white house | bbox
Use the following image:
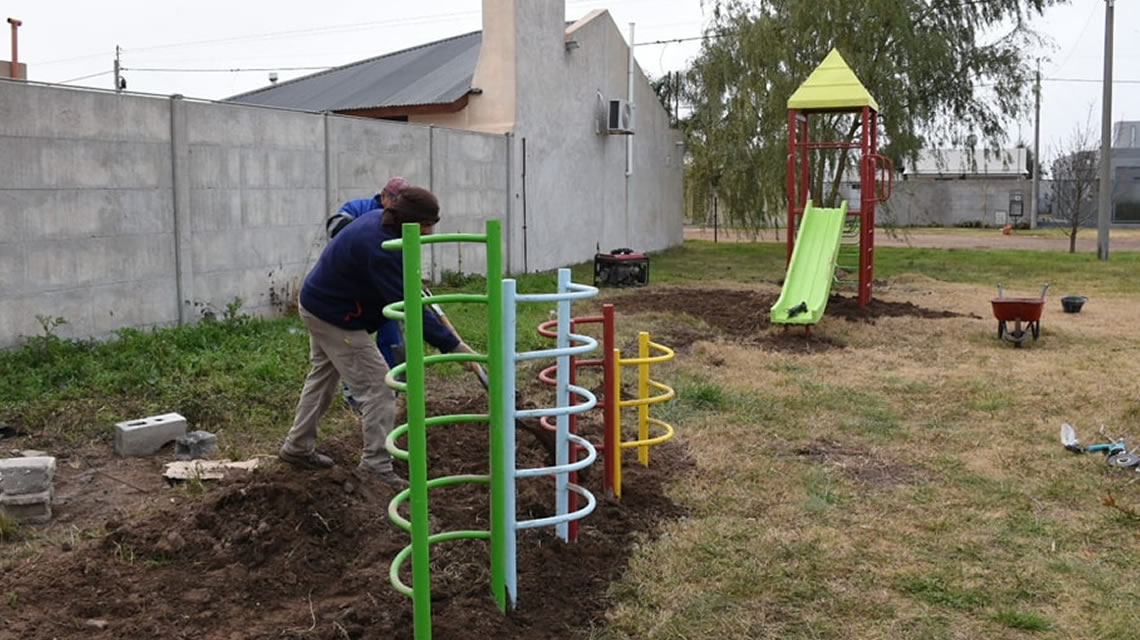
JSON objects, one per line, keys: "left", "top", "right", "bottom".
{"left": 229, "top": 0, "right": 684, "bottom": 272}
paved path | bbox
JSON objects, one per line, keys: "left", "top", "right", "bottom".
{"left": 683, "top": 226, "right": 1140, "bottom": 252}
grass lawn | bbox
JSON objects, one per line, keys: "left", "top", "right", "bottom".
{"left": 3, "top": 238, "right": 1140, "bottom": 638}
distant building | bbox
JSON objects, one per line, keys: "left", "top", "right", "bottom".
{"left": 1111, "top": 121, "right": 1140, "bottom": 224}
{"left": 876, "top": 148, "right": 1030, "bottom": 227}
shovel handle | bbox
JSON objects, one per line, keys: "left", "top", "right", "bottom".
{"left": 422, "top": 285, "right": 488, "bottom": 388}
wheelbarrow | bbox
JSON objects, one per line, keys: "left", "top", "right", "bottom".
{"left": 991, "top": 283, "right": 1049, "bottom": 347}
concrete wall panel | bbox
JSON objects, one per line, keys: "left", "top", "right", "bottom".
{"left": 0, "top": 137, "right": 171, "bottom": 189}
{"left": 0, "top": 83, "right": 170, "bottom": 141}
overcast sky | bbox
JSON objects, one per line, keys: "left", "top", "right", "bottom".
{"left": 5, "top": 0, "right": 1139, "bottom": 163}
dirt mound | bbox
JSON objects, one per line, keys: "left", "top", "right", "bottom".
{"left": 610, "top": 287, "right": 976, "bottom": 352}
{"left": 1, "top": 391, "right": 691, "bottom": 640}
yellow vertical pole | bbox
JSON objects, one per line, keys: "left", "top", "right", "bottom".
{"left": 612, "top": 347, "right": 623, "bottom": 499}
{"left": 637, "top": 332, "right": 650, "bottom": 467}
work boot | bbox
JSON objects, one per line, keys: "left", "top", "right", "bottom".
{"left": 278, "top": 449, "right": 334, "bottom": 470}
{"left": 358, "top": 462, "right": 409, "bottom": 490}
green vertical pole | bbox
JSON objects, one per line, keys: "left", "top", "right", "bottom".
{"left": 485, "top": 220, "right": 506, "bottom": 612}
{"left": 401, "top": 223, "right": 433, "bottom": 640}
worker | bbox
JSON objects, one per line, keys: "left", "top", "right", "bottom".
{"left": 327, "top": 177, "right": 410, "bottom": 410}
{"left": 280, "top": 187, "right": 473, "bottom": 488}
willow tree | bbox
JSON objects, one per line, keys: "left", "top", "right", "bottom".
{"left": 682, "top": 0, "right": 1064, "bottom": 228}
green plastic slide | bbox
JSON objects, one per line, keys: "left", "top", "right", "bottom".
{"left": 770, "top": 200, "right": 848, "bottom": 325}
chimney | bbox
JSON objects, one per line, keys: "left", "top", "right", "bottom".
{"left": 6, "top": 17, "right": 23, "bottom": 81}
{"left": 467, "top": 0, "right": 567, "bottom": 133}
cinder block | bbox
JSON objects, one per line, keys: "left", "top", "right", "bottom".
{"left": 0, "top": 456, "right": 56, "bottom": 495}
{"left": 0, "top": 489, "right": 53, "bottom": 523}
{"left": 175, "top": 431, "right": 218, "bottom": 461}
{"left": 114, "top": 413, "right": 187, "bottom": 457}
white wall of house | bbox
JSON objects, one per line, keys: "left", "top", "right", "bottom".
{"left": 414, "top": 0, "right": 684, "bottom": 273}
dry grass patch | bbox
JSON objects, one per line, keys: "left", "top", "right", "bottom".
{"left": 603, "top": 278, "right": 1140, "bottom": 640}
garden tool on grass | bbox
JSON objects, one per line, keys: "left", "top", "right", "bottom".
{"left": 1060, "top": 423, "right": 1139, "bottom": 469}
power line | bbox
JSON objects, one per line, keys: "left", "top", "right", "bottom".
{"left": 125, "top": 11, "right": 481, "bottom": 54}
{"left": 122, "top": 65, "right": 332, "bottom": 73}
{"left": 1045, "top": 77, "right": 1140, "bottom": 84}
{"left": 635, "top": 33, "right": 729, "bottom": 47}
{"left": 57, "top": 69, "right": 114, "bottom": 84}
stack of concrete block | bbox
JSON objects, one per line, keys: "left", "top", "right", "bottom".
{"left": 114, "top": 412, "right": 187, "bottom": 457}
{"left": 0, "top": 456, "right": 57, "bottom": 523}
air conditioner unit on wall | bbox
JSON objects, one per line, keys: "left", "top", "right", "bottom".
{"left": 607, "top": 99, "right": 634, "bottom": 135}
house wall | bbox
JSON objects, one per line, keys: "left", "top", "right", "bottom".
{"left": 1111, "top": 147, "right": 1140, "bottom": 224}
{"left": 0, "top": 81, "right": 508, "bottom": 347}
{"left": 508, "top": 7, "right": 683, "bottom": 272}
{"left": 414, "top": 1, "right": 684, "bottom": 273}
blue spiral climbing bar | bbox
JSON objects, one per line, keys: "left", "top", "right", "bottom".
{"left": 612, "top": 332, "right": 676, "bottom": 499}
{"left": 500, "top": 268, "right": 600, "bottom": 608}
{"left": 380, "top": 220, "right": 506, "bottom": 640}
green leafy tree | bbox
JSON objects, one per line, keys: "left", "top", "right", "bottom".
{"left": 683, "top": 0, "right": 1064, "bottom": 228}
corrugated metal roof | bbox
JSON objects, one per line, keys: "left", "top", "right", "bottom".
{"left": 226, "top": 30, "right": 481, "bottom": 112}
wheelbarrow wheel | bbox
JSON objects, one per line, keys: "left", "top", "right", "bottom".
{"left": 997, "top": 321, "right": 1005, "bottom": 340}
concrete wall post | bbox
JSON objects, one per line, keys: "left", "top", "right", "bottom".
{"left": 170, "top": 94, "right": 193, "bottom": 325}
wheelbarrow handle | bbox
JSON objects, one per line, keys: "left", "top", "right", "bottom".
{"left": 996, "top": 283, "right": 1004, "bottom": 298}
{"left": 1039, "top": 282, "right": 1051, "bottom": 299}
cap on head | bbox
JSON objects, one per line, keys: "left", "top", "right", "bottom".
{"left": 382, "top": 176, "right": 410, "bottom": 198}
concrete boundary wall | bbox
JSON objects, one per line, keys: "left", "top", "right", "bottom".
{"left": 0, "top": 81, "right": 509, "bottom": 347}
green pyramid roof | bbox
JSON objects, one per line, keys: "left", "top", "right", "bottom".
{"left": 787, "top": 48, "right": 879, "bottom": 112}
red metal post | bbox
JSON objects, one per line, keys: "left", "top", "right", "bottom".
{"left": 567, "top": 318, "right": 580, "bottom": 541}
{"left": 858, "top": 107, "right": 874, "bottom": 308}
{"left": 601, "top": 304, "right": 616, "bottom": 496}
{"left": 786, "top": 109, "right": 798, "bottom": 264}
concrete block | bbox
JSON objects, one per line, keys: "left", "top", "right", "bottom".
{"left": 114, "top": 413, "right": 187, "bottom": 457}
{"left": 0, "top": 456, "right": 56, "bottom": 495}
{"left": 0, "top": 489, "right": 53, "bottom": 523}
{"left": 175, "top": 431, "right": 218, "bottom": 461}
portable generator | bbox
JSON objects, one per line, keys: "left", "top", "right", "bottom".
{"left": 593, "top": 248, "right": 649, "bottom": 288}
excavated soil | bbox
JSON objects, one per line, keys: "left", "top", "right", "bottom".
{"left": 0, "top": 387, "right": 691, "bottom": 640}
{"left": 610, "top": 287, "right": 976, "bottom": 352}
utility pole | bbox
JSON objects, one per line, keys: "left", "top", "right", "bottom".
{"left": 1097, "top": 0, "right": 1114, "bottom": 260}
{"left": 113, "top": 45, "right": 121, "bottom": 92}
{"left": 1030, "top": 60, "right": 1041, "bottom": 229}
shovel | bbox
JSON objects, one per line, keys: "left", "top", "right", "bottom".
{"left": 423, "top": 288, "right": 558, "bottom": 463}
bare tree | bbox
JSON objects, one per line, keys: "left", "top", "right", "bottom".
{"left": 1049, "top": 111, "right": 1099, "bottom": 253}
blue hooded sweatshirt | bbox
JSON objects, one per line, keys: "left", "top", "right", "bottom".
{"left": 299, "top": 210, "right": 459, "bottom": 353}
{"left": 338, "top": 196, "right": 381, "bottom": 218}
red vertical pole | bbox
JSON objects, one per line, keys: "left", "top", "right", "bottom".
{"left": 567, "top": 318, "right": 580, "bottom": 542}
{"left": 786, "top": 109, "right": 798, "bottom": 264}
{"left": 858, "top": 107, "right": 873, "bottom": 308}
{"left": 601, "top": 304, "right": 616, "bottom": 496}
{"left": 800, "top": 118, "right": 810, "bottom": 208}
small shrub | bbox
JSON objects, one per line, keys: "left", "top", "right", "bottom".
{"left": 684, "top": 381, "right": 727, "bottom": 410}
{"left": 992, "top": 610, "right": 1052, "bottom": 632}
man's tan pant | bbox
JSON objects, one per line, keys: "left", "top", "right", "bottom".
{"left": 282, "top": 306, "right": 396, "bottom": 471}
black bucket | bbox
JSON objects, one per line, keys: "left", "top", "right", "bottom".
{"left": 1061, "top": 296, "right": 1087, "bottom": 313}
